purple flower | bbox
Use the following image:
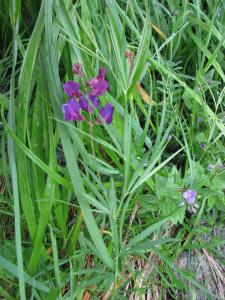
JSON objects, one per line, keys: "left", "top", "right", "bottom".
{"left": 88, "top": 94, "right": 99, "bottom": 107}
{"left": 62, "top": 67, "right": 114, "bottom": 125}
{"left": 200, "top": 143, "right": 206, "bottom": 149}
{"left": 88, "top": 68, "right": 108, "bottom": 96}
{"left": 97, "top": 68, "right": 106, "bottom": 80}
{"left": 98, "top": 103, "right": 114, "bottom": 124}
{"left": 79, "top": 94, "right": 99, "bottom": 113}
{"left": 72, "top": 63, "right": 83, "bottom": 78}
{"left": 63, "top": 81, "right": 80, "bottom": 98}
{"left": 183, "top": 189, "right": 197, "bottom": 205}
{"left": 197, "top": 117, "right": 203, "bottom": 124}
{"left": 90, "top": 80, "right": 108, "bottom": 96}
{"left": 62, "top": 99, "right": 84, "bottom": 121}
{"left": 79, "top": 95, "right": 89, "bottom": 112}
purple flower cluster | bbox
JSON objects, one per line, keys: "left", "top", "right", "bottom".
{"left": 62, "top": 66, "right": 114, "bottom": 124}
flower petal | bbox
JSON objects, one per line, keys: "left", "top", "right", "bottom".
{"left": 63, "top": 81, "right": 80, "bottom": 98}
{"left": 79, "top": 95, "right": 89, "bottom": 112}
{"left": 97, "top": 68, "right": 106, "bottom": 80}
{"left": 62, "top": 104, "right": 73, "bottom": 121}
{"left": 62, "top": 99, "right": 84, "bottom": 121}
{"left": 72, "top": 63, "right": 83, "bottom": 78}
{"left": 88, "top": 68, "right": 108, "bottom": 96}
{"left": 88, "top": 94, "right": 99, "bottom": 107}
{"left": 99, "top": 103, "right": 114, "bottom": 124}
{"left": 67, "top": 98, "right": 80, "bottom": 113}
{"left": 183, "top": 189, "right": 197, "bottom": 205}
{"left": 79, "top": 95, "right": 99, "bottom": 113}
{"left": 89, "top": 80, "right": 108, "bottom": 96}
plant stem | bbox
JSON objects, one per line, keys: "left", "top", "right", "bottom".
{"left": 89, "top": 121, "right": 101, "bottom": 180}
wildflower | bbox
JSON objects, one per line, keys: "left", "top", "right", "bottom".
{"left": 79, "top": 94, "right": 99, "bottom": 113}
{"left": 62, "top": 67, "right": 114, "bottom": 125}
{"left": 88, "top": 68, "right": 108, "bottom": 96}
{"left": 89, "top": 94, "right": 99, "bottom": 107}
{"left": 200, "top": 143, "right": 206, "bottom": 149}
{"left": 183, "top": 189, "right": 197, "bottom": 205}
{"left": 98, "top": 103, "right": 114, "bottom": 124}
{"left": 62, "top": 99, "right": 84, "bottom": 121}
{"left": 197, "top": 117, "right": 203, "bottom": 124}
{"left": 72, "top": 63, "right": 83, "bottom": 78}
{"left": 63, "top": 81, "right": 80, "bottom": 98}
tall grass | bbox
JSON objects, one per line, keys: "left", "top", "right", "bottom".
{"left": 0, "top": 0, "right": 225, "bottom": 299}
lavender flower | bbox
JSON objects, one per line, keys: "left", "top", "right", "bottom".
{"left": 72, "top": 63, "right": 83, "bottom": 78}
{"left": 62, "top": 99, "right": 84, "bottom": 121}
{"left": 98, "top": 103, "right": 114, "bottom": 124}
{"left": 197, "top": 117, "right": 203, "bottom": 124}
{"left": 200, "top": 143, "right": 206, "bottom": 149}
{"left": 88, "top": 94, "right": 99, "bottom": 107}
{"left": 183, "top": 189, "right": 197, "bottom": 205}
{"left": 88, "top": 68, "right": 108, "bottom": 96}
{"left": 63, "top": 81, "right": 80, "bottom": 98}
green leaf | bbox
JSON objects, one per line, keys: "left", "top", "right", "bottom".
{"left": 125, "top": 238, "right": 178, "bottom": 254}
{"left": 129, "top": 147, "right": 183, "bottom": 193}
{"left": 0, "top": 255, "right": 49, "bottom": 293}
{"left": 127, "top": 13, "right": 151, "bottom": 95}
{"left": 126, "top": 210, "right": 179, "bottom": 250}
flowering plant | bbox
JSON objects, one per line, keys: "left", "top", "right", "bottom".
{"left": 61, "top": 65, "right": 114, "bottom": 125}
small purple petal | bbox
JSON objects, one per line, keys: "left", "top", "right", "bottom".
{"left": 98, "top": 103, "right": 114, "bottom": 124}
{"left": 88, "top": 77, "right": 97, "bottom": 86}
{"left": 72, "top": 63, "right": 83, "bottom": 78}
{"left": 183, "top": 189, "right": 197, "bottom": 205}
{"left": 67, "top": 98, "right": 80, "bottom": 113}
{"left": 63, "top": 81, "right": 80, "bottom": 98}
{"left": 88, "top": 68, "right": 108, "bottom": 96}
{"left": 62, "top": 99, "right": 84, "bottom": 121}
{"left": 79, "top": 95, "right": 89, "bottom": 112}
{"left": 62, "top": 104, "right": 73, "bottom": 121}
{"left": 97, "top": 68, "right": 106, "bottom": 80}
{"left": 198, "top": 117, "right": 203, "bottom": 124}
{"left": 79, "top": 95, "right": 99, "bottom": 113}
{"left": 200, "top": 143, "right": 206, "bottom": 149}
{"left": 88, "top": 94, "right": 99, "bottom": 107}
{"left": 89, "top": 80, "right": 108, "bottom": 96}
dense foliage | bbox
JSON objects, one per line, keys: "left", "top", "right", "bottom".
{"left": 0, "top": 0, "right": 224, "bottom": 299}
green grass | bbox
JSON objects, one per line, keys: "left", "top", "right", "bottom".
{"left": 0, "top": 0, "right": 225, "bottom": 299}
